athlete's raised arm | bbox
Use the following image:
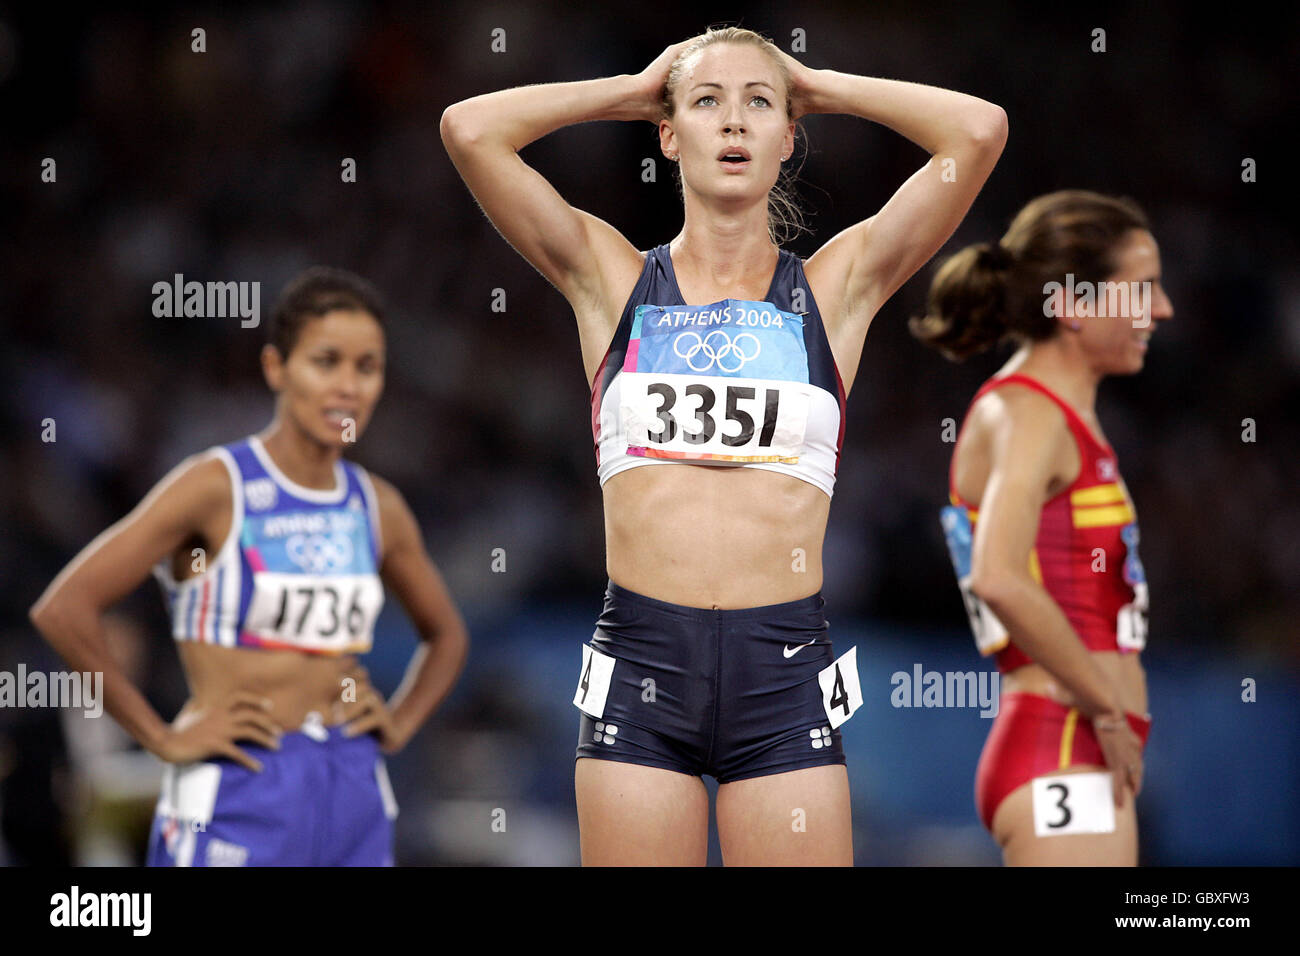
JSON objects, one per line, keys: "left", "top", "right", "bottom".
{"left": 28, "top": 454, "right": 280, "bottom": 771}
{"left": 338, "top": 475, "right": 469, "bottom": 754}
{"left": 795, "top": 54, "right": 1008, "bottom": 341}
{"left": 968, "top": 387, "right": 1143, "bottom": 805}
{"left": 439, "top": 45, "right": 689, "bottom": 341}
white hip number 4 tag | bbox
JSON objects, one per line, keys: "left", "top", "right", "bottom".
{"left": 574, "top": 644, "right": 616, "bottom": 719}
{"left": 818, "top": 646, "right": 862, "bottom": 729}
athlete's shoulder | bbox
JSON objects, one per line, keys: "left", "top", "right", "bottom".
{"left": 976, "top": 377, "right": 1067, "bottom": 425}
{"left": 361, "top": 472, "right": 420, "bottom": 554}
{"left": 361, "top": 469, "right": 399, "bottom": 506}
{"left": 166, "top": 448, "right": 234, "bottom": 502}
{"left": 128, "top": 448, "right": 235, "bottom": 539}
{"left": 972, "top": 382, "right": 1072, "bottom": 465}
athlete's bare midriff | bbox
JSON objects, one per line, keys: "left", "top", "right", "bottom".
{"left": 177, "top": 640, "right": 360, "bottom": 733}
{"left": 1002, "top": 652, "right": 1147, "bottom": 718}
{"left": 603, "top": 463, "right": 830, "bottom": 609}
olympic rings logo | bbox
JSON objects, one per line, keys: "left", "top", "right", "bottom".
{"left": 672, "top": 330, "right": 761, "bottom": 372}
{"left": 285, "top": 532, "right": 354, "bottom": 573}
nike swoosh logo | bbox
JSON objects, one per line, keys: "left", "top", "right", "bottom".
{"left": 783, "top": 639, "right": 816, "bottom": 658}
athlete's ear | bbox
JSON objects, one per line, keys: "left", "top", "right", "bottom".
{"left": 659, "top": 118, "right": 677, "bottom": 161}
{"left": 261, "top": 343, "right": 285, "bottom": 392}
{"left": 1043, "top": 283, "right": 1077, "bottom": 327}
{"left": 1044, "top": 284, "right": 1087, "bottom": 334}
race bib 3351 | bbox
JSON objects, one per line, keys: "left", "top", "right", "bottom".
{"left": 619, "top": 299, "right": 813, "bottom": 463}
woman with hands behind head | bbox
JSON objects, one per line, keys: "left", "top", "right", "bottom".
{"left": 442, "top": 26, "right": 1006, "bottom": 865}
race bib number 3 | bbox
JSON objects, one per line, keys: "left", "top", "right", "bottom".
{"left": 1031, "top": 772, "right": 1117, "bottom": 836}
{"left": 620, "top": 299, "right": 813, "bottom": 463}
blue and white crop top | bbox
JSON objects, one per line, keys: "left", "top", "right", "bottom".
{"left": 590, "top": 244, "right": 847, "bottom": 497}
{"left": 152, "top": 436, "right": 384, "bottom": 655}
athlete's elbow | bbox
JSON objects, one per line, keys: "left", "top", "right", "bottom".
{"left": 31, "top": 588, "right": 100, "bottom": 653}
{"left": 424, "top": 615, "right": 469, "bottom": 658}
{"left": 440, "top": 103, "right": 491, "bottom": 152}
{"left": 968, "top": 565, "right": 1020, "bottom": 612}
{"left": 29, "top": 593, "right": 70, "bottom": 646}
{"left": 444, "top": 622, "right": 470, "bottom": 666}
{"left": 439, "top": 104, "right": 476, "bottom": 149}
{"left": 954, "top": 106, "right": 1007, "bottom": 163}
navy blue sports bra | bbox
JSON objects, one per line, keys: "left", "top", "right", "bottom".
{"left": 589, "top": 244, "right": 846, "bottom": 497}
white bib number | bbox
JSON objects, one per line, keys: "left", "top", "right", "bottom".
{"left": 621, "top": 371, "right": 811, "bottom": 462}
{"left": 244, "top": 572, "right": 382, "bottom": 653}
{"left": 818, "top": 646, "right": 863, "bottom": 729}
{"left": 1032, "top": 772, "right": 1116, "bottom": 836}
{"left": 940, "top": 506, "right": 1010, "bottom": 656}
{"left": 958, "top": 573, "right": 1010, "bottom": 655}
{"left": 573, "top": 644, "right": 616, "bottom": 719}
{"left": 1117, "top": 582, "right": 1148, "bottom": 651}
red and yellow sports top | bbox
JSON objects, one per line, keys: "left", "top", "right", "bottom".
{"left": 940, "top": 373, "right": 1148, "bottom": 673}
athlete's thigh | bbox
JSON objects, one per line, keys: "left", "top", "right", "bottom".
{"left": 716, "top": 764, "right": 852, "bottom": 866}
{"left": 575, "top": 757, "right": 710, "bottom": 866}
{"left": 994, "top": 765, "right": 1138, "bottom": 867}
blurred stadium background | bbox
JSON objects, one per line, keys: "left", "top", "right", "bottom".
{"left": 2, "top": 1, "right": 1296, "bottom": 865}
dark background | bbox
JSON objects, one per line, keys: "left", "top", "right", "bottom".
{"left": 2, "top": 1, "right": 1296, "bottom": 865}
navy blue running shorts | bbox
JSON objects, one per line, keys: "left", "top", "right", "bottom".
{"left": 574, "top": 579, "right": 859, "bottom": 783}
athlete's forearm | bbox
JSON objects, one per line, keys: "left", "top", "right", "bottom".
{"left": 977, "top": 577, "right": 1123, "bottom": 718}
{"left": 802, "top": 70, "right": 1005, "bottom": 154}
{"left": 441, "top": 73, "right": 650, "bottom": 153}
{"left": 28, "top": 600, "right": 172, "bottom": 754}
{"left": 384, "top": 623, "right": 468, "bottom": 749}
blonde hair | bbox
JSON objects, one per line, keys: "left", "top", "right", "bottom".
{"left": 661, "top": 26, "right": 810, "bottom": 245}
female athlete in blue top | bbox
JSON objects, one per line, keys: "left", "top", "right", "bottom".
{"left": 30, "top": 267, "right": 468, "bottom": 866}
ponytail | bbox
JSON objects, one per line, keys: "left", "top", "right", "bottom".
{"left": 910, "top": 241, "right": 1029, "bottom": 361}
{"left": 911, "top": 190, "right": 1150, "bottom": 362}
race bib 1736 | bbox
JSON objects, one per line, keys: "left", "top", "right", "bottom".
{"left": 240, "top": 508, "right": 383, "bottom": 654}
{"left": 620, "top": 299, "right": 813, "bottom": 463}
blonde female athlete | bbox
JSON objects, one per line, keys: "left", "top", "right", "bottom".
{"left": 29, "top": 267, "right": 469, "bottom": 866}
{"left": 442, "top": 26, "right": 1006, "bottom": 865}
{"left": 913, "top": 190, "right": 1173, "bottom": 865}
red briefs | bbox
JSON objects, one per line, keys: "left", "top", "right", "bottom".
{"left": 975, "top": 692, "right": 1152, "bottom": 831}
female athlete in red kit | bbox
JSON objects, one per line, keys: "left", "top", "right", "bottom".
{"left": 915, "top": 190, "right": 1173, "bottom": 865}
